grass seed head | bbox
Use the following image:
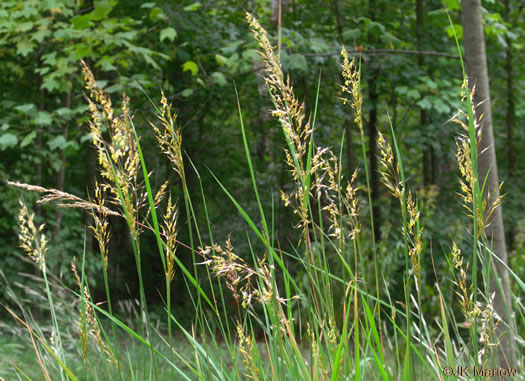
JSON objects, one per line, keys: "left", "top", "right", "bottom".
{"left": 162, "top": 194, "right": 178, "bottom": 282}
{"left": 17, "top": 200, "right": 47, "bottom": 271}
{"left": 71, "top": 258, "right": 117, "bottom": 368}
{"left": 340, "top": 47, "right": 363, "bottom": 135}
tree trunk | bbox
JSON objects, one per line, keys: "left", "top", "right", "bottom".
{"left": 52, "top": 89, "right": 72, "bottom": 242}
{"left": 332, "top": 0, "right": 355, "bottom": 177}
{"left": 504, "top": 2, "right": 515, "bottom": 179}
{"left": 461, "top": 0, "right": 515, "bottom": 368}
{"left": 417, "top": 0, "right": 433, "bottom": 186}
{"left": 368, "top": 0, "right": 380, "bottom": 241}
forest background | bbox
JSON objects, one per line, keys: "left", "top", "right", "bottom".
{"left": 0, "top": 0, "right": 523, "bottom": 378}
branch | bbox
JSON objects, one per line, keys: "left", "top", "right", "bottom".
{"left": 166, "top": 48, "right": 458, "bottom": 100}
{"left": 303, "top": 48, "right": 460, "bottom": 59}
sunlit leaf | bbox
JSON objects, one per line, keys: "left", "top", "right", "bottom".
{"left": 47, "top": 135, "right": 67, "bottom": 151}
{"left": 20, "top": 131, "right": 36, "bottom": 148}
{"left": 182, "top": 60, "right": 198, "bottom": 76}
{"left": 16, "top": 40, "right": 36, "bottom": 57}
{"left": 34, "top": 111, "right": 53, "bottom": 126}
{"left": 15, "top": 104, "right": 36, "bottom": 114}
{"left": 181, "top": 88, "right": 194, "bottom": 97}
{"left": 211, "top": 72, "right": 226, "bottom": 86}
{"left": 0, "top": 133, "right": 18, "bottom": 150}
{"left": 160, "top": 27, "right": 177, "bottom": 42}
{"left": 184, "top": 2, "right": 201, "bottom": 11}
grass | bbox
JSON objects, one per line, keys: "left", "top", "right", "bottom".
{"left": 2, "top": 13, "right": 524, "bottom": 380}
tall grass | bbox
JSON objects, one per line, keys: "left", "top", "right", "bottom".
{"left": 3, "top": 13, "right": 523, "bottom": 380}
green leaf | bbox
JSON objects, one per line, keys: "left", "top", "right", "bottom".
{"left": 149, "top": 7, "right": 165, "bottom": 22}
{"left": 241, "top": 49, "right": 259, "bottom": 62}
{"left": 196, "top": 78, "right": 205, "bottom": 87}
{"left": 181, "top": 88, "right": 193, "bottom": 97}
{"left": 445, "top": 24, "right": 463, "bottom": 39}
{"left": 381, "top": 32, "right": 401, "bottom": 45}
{"left": 442, "top": 0, "right": 460, "bottom": 10}
{"left": 34, "top": 111, "right": 53, "bottom": 126}
{"left": 105, "top": 83, "right": 124, "bottom": 93}
{"left": 406, "top": 89, "right": 420, "bottom": 100}
{"left": 42, "top": 52, "right": 57, "bottom": 66}
{"left": 89, "top": 1, "right": 114, "bottom": 20}
{"left": 16, "top": 21, "right": 34, "bottom": 32}
{"left": 55, "top": 108, "right": 74, "bottom": 119}
{"left": 140, "top": 2, "right": 156, "bottom": 8}
{"left": 41, "top": 78, "right": 60, "bottom": 92}
{"left": 15, "top": 104, "right": 36, "bottom": 114}
{"left": 220, "top": 40, "right": 243, "bottom": 55}
{"left": 182, "top": 60, "right": 198, "bottom": 76}
{"left": 215, "top": 54, "right": 228, "bottom": 66}
{"left": 434, "top": 99, "right": 451, "bottom": 114}
{"left": 0, "top": 133, "right": 18, "bottom": 150}
{"left": 369, "top": 21, "right": 385, "bottom": 34}
{"left": 47, "top": 135, "right": 67, "bottom": 151}
{"left": 80, "top": 133, "right": 92, "bottom": 143}
{"left": 343, "top": 28, "right": 361, "bottom": 40}
{"left": 20, "top": 131, "right": 36, "bottom": 147}
{"left": 416, "top": 98, "right": 432, "bottom": 110}
{"left": 32, "top": 29, "right": 52, "bottom": 43}
{"left": 98, "top": 56, "right": 117, "bottom": 71}
{"left": 287, "top": 53, "right": 307, "bottom": 72}
{"left": 16, "top": 40, "right": 36, "bottom": 57}
{"left": 160, "top": 27, "right": 177, "bottom": 42}
{"left": 43, "top": 0, "right": 60, "bottom": 10}
{"left": 74, "top": 43, "right": 93, "bottom": 59}
{"left": 183, "top": 2, "right": 201, "bottom": 11}
{"left": 211, "top": 72, "right": 226, "bottom": 86}
{"left": 70, "top": 14, "right": 90, "bottom": 29}
{"left": 422, "top": 77, "right": 438, "bottom": 90}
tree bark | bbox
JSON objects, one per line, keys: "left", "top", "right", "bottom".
{"left": 417, "top": 0, "right": 434, "bottom": 186}
{"left": 52, "top": 89, "right": 72, "bottom": 242}
{"left": 331, "top": 0, "right": 355, "bottom": 177}
{"left": 504, "top": 0, "right": 515, "bottom": 178}
{"left": 461, "top": 0, "right": 515, "bottom": 368}
{"left": 368, "top": 0, "right": 380, "bottom": 241}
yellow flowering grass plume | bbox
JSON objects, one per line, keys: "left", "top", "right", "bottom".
{"left": 450, "top": 242, "right": 496, "bottom": 364}
{"left": 451, "top": 78, "right": 504, "bottom": 239}
{"left": 199, "top": 238, "right": 273, "bottom": 309}
{"left": 247, "top": 12, "right": 313, "bottom": 238}
{"left": 377, "top": 131, "right": 423, "bottom": 286}
{"left": 81, "top": 60, "right": 143, "bottom": 236}
{"left": 340, "top": 47, "right": 363, "bottom": 135}
{"left": 149, "top": 92, "right": 184, "bottom": 182}
{"left": 17, "top": 200, "right": 47, "bottom": 271}
{"left": 71, "top": 258, "right": 117, "bottom": 368}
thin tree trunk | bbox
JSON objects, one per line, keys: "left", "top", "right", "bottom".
{"left": 53, "top": 89, "right": 72, "bottom": 241}
{"left": 417, "top": 0, "right": 433, "bottom": 185}
{"left": 333, "top": 0, "right": 343, "bottom": 42}
{"left": 368, "top": 70, "right": 380, "bottom": 241}
{"left": 368, "top": 0, "right": 380, "bottom": 241}
{"left": 504, "top": 0, "right": 515, "bottom": 178}
{"left": 504, "top": 0, "right": 516, "bottom": 252}
{"left": 332, "top": 0, "right": 355, "bottom": 176}
{"left": 461, "top": 0, "right": 515, "bottom": 368}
